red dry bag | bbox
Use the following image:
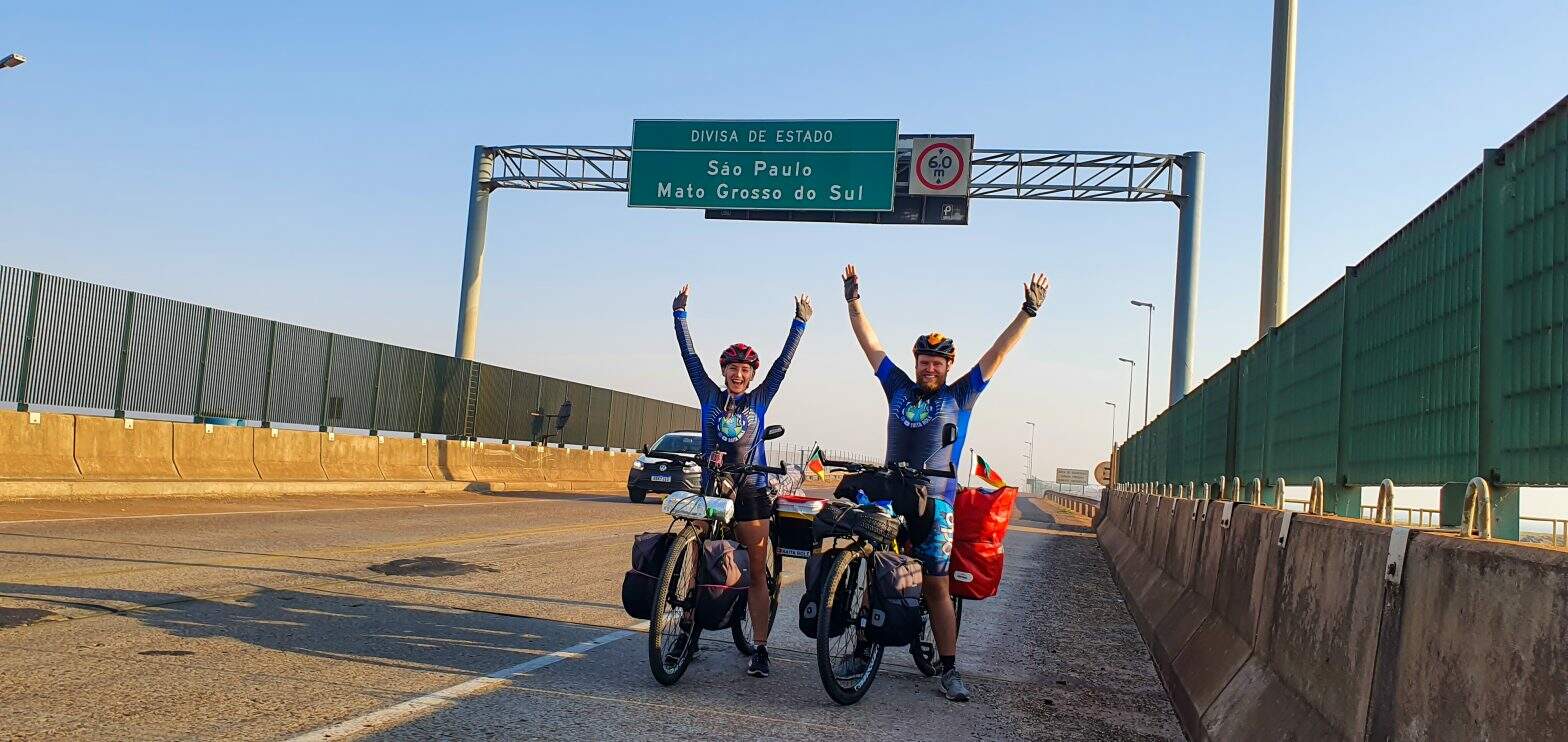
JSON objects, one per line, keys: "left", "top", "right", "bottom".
{"left": 949, "top": 486, "right": 1018, "bottom": 600}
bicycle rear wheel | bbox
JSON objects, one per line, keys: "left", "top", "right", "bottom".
{"left": 648, "top": 525, "right": 702, "bottom": 686}
{"left": 732, "top": 537, "right": 780, "bottom": 655}
{"left": 815, "top": 548, "right": 883, "bottom": 705}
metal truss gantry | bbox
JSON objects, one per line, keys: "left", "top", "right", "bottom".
{"left": 482, "top": 145, "right": 1181, "bottom": 202}
{"left": 457, "top": 143, "right": 1204, "bottom": 404}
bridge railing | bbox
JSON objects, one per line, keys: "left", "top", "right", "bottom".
{"left": 0, "top": 266, "right": 698, "bottom": 449}
{"left": 1118, "top": 96, "right": 1568, "bottom": 505}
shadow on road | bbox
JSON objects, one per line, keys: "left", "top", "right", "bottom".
{"left": 0, "top": 580, "right": 613, "bottom": 675}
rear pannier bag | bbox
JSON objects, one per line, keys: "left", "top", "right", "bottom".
{"left": 695, "top": 539, "right": 750, "bottom": 630}
{"left": 798, "top": 551, "right": 852, "bottom": 638}
{"left": 865, "top": 551, "right": 924, "bottom": 647}
{"left": 620, "top": 531, "right": 676, "bottom": 619}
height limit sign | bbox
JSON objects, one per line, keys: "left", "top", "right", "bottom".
{"left": 908, "top": 136, "right": 973, "bottom": 197}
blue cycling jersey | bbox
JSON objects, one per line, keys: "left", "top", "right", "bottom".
{"left": 877, "top": 357, "right": 988, "bottom": 501}
{"left": 674, "top": 309, "right": 805, "bottom": 487}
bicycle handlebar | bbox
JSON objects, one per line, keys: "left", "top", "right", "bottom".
{"left": 821, "top": 459, "right": 955, "bottom": 480}
{"left": 696, "top": 458, "right": 787, "bottom": 477}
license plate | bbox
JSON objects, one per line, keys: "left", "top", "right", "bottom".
{"left": 651, "top": 475, "right": 673, "bottom": 483}
{"left": 778, "top": 547, "right": 811, "bottom": 558}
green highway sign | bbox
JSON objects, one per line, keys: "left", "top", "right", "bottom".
{"left": 628, "top": 119, "right": 898, "bottom": 211}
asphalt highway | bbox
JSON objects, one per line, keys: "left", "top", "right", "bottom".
{"left": 0, "top": 489, "right": 1179, "bottom": 740}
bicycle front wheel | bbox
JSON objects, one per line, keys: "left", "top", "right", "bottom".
{"left": 648, "top": 525, "right": 702, "bottom": 686}
{"left": 815, "top": 548, "right": 883, "bottom": 705}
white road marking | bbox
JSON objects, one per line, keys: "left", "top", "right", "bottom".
{"left": 0, "top": 497, "right": 615, "bottom": 526}
{"left": 286, "top": 621, "right": 647, "bottom": 741}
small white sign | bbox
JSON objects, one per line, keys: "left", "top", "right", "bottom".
{"left": 908, "top": 136, "right": 972, "bottom": 197}
{"left": 1056, "top": 467, "right": 1090, "bottom": 486}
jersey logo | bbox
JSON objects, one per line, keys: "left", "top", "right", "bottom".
{"left": 900, "top": 397, "right": 934, "bottom": 429}
{"left": 715, "top": 409, "right": 755, "bottom": 443}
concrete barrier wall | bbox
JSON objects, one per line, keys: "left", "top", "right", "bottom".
{"left": 75, "top": 416, "right": 179, "bottom": 480}
{"left": 0, "top": 410, "right": 80, "bottom": 479}
{"left": 173, "top": 423, "right": 260, "bottom": 480}
{"left": 322, "top": 433, "right": 382, "bottom": 480}
{"left": 1096, "top": 489, "right": 1568, "bottom": 740}
{"left": 254, "top": 428, "right": 326, "bottom": 480}
{"left": 379, "top": 437, "right": 433, "bottom": 481}
{"left": 0, "top": 409, "right": 645, "bottom": 492}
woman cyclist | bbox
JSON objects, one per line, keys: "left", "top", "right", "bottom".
{"left": 671, "top": 283, "right": 810, "bottom": 679}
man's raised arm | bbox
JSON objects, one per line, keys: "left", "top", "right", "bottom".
{"left": 977, "top": 273, "right": 1049, "bottom": 381}
{"left": 843, "top": 264, "right": 887, "bottom": 371}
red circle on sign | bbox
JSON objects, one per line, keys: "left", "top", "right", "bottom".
{"left": 915, "top": 142, "right": 965, "bottom": 191}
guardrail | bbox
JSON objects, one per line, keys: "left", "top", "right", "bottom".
{"left": 0, "top": 265, "right": 698, "bottom": 448}
{"left": 1041, "top": 490, "right": 1099, "bottom": 519}
{"left": 1116, "top": 97, "right": 1568, "bottom": 497}
{"left": 1521, "top": 516, "right": 1568, "bottom": 547}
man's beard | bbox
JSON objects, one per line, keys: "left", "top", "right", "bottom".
{"left": 917, "top": 377, "right": 943, "bottom": 393}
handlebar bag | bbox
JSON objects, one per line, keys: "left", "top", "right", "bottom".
{"left": 694, "top": 539, "right": 750, "bottom": 630}
{"left": 797, "top": 551, "right": 853, "bottom": 639}
{"left": 833, "top": 470, "right": 933, "bottom": 544}
{"left": 620, "top": 531, "right": 676, "bottom": 619}
{"left": 865, "top": 551, "right": 925, "bottom": 647}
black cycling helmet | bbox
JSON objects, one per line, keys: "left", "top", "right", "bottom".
{"left": 719, "top": 343, "right": 760, "bottom": 369}
{"left": 913, "top": 332, "right": 956, "bottom": 361}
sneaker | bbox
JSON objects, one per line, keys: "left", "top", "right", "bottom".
{"left": 667, "top": 630, "right": 697, "bottom": 662}
{"left": 940, "top": 668, "right": 971, "bottom": 702}
{"left": 834, "top": 647, "right": 872, "bottom": 679}
{"left": 747, "top": 646, "right": 770, "bottom": 678}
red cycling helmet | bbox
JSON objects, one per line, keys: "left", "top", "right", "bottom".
{"left": 719, "top": 343, "right": 760, "bottom": 369}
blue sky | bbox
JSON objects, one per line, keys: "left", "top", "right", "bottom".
{"left": 3, "top": 1, "right": 1566, "bottom": 495}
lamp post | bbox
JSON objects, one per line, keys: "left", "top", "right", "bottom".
{"left": 1025, "top": 421, "right": 1036, "bottom": 482}
{"left": 1131, "top": 300, "right": 1154, "bottom": 425}
{"left": 0, "top": 53, "right": 26, "bottom": 70}
{"left": 1104, "top": 401, "right": 1117, "bottom": 449}
{"left": 1118, "top": 357, "right": 1136, "bottom": 439}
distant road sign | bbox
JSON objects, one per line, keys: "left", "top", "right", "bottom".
{"left": 629, "top": 119, "right": 898, "bottom": 211}
{"left": 1095, "top": 461, "right": 1112, "bottom": 487}
{"left": 1057, "top": 468, "right": 1090, "bottom": 487}
{"left": 705, "top": 194, "right": 966, "bottom": 226}
{"left": 908, "top": 136, "right": 972, "bottom": 197}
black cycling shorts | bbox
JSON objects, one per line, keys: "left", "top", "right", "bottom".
{"left": 724, "top": 475, "right": 773, "bottom": 523}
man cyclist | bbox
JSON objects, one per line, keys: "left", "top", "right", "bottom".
{"left": 840, "top": 264, "right": 1048, "bottom": 702}
{"left": 672, "top": 284, "right": 810, "bottom": 679}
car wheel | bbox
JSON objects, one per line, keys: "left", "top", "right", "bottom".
{"left": 629, "top": 488, "right": 647, "bottom": 504}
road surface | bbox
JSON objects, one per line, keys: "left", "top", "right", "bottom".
{"left": 0, "top": 489, "right": 1179, "bottom": 740}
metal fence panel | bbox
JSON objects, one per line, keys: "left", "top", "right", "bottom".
{"left": 1198, "top": 361, "right": 1234, "bottom": 484}
{"left": 474, "top": 363, "right": 514, "bottom": 440}
{"left": 0, "top": 267, "right": 34, "bottom": 404}
{"left": 507, "top": 372, "right": 543, "bottom": 442}
{"left": 325, "top": 335, "right": 376, "bottom": 430}
{"left": 374, "top": 345, "right": 428, "bottom": 434}
{"left": 587, "top": 386, "right": 612, "bottom": 448}
{"left": 1166, "top": 395, "right": 1198, "bottom": 486}
{"left": 535, "top": 375, "right": 567, "bottom": 443}
{"left": 1500, "top": 100, "right": 1568, "bottom": 483}
{"left": 199, "top": 310, "right": 270, "bottom": 420}
{"left": 426, "top": 356, "right": 468, "bottom": 437}
{"left": 121, "top": 293, "right": 204, "bottom": 417}
{"left": 559, "top": 381, "right": 590, "bottom": 445}
{"left": 1269, "top": 280, "right": 1347, "bottom": 483}
{"left": 1343, "top": 172, "right": 1483, "bottom": 485}
{"left": 639, "top": 396, "right": 664, "bottom": 446}
{"left": 1234, "top": 339, "right": 1272, "bottom": 482}
{"left": 25, "top": 274, "right": 126, "bottom": 410}
{"left": 267, "top": 323, "right": 329, "bottom": 427}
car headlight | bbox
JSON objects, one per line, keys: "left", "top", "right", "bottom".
{"left": 632, "top": 459, "right": 644, "bottom": 470}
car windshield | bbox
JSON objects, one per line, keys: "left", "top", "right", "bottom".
{"left": 650, "top": 434, "right": 701, "bottom": 456}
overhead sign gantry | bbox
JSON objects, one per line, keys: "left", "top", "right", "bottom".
{"left": 453, "top": 119, "right": 1205, "bottom": 407}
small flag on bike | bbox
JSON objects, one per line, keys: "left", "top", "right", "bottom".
{"left": 806, "top": 446, "right": 827, "bottom": 480}
{"left": 974, "top": 454, "right": 1006, "bottom": 488}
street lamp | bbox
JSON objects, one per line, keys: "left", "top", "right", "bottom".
{"left": 1131, "top": 300, "right": 1155, "bottom": 426}
{"left": 1024, "top": 421, "right": 1036, "bottom": 482}
{"left": 1118, "top": 357, "right": 1136, "bottom": 439}
{"left": 1104, "top": 401, "right": 1117, "bottom": 449}
{"left": 0, "top": 53, "right": 25, "bottom": 70}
